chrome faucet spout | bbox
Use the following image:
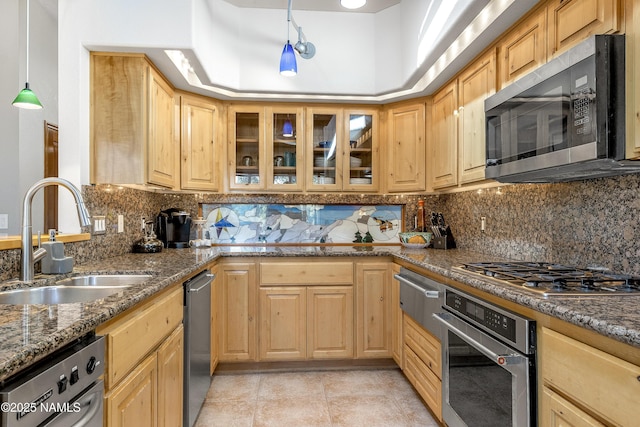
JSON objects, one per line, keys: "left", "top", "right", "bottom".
{"left": 20, "top": 178, "right": 91, "bottom": 282}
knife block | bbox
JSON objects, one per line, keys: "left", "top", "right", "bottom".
{"left": 432, "top": 228, "right": 456, "bottom": 249}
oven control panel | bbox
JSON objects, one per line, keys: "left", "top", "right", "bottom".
{"left": 446, "top": 291, "right": 517, "bottom": 344}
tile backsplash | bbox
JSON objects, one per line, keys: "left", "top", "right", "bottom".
{"left": 2, "top": 173, "right": 640, "bottom": 280}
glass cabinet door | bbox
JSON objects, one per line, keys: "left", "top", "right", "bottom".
{"left": 229, "top": 106, "right": 265, "bottom": 190}
{"left": 267, "top": 107, "right": 304, "bottom": 191}
{"left": 344, "top": 111, "right": 378, "bottom": 191}
{"left": 306, "top": 109, "right": 344, "bottom": 191}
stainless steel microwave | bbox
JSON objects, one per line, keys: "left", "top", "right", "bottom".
{"left": 485, "top": 35, "right": 639, "bottom": 183}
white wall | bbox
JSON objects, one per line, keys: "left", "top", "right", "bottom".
{"left": 0, "top": 0, "right": 58, "bottom": 236}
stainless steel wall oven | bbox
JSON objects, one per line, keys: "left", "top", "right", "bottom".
{"left": 434, "top": 289, "right": 536, "bottom": 427}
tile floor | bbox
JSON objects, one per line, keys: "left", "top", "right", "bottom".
{"left": 195, "top": 368, "right": 439, "bottom": 427}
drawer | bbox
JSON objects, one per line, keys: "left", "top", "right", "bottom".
{"left": 260, "top": 261, "right": 353, "bottom": 285}
{"left": 404, "top": 344, "right": 442, "bottom": 421}
{"left": 101, "top": 286, "right": 183, "bottom": 388}
{"left": 404, "top": 313, "right": 441, "bottom": 379}
{"left": 540, "top": 327, "right": 640, "bottom": 426}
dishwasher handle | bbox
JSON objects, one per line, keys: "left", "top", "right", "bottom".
{"left": 394, "top": 274, "right": 440, "bottom": 298}
{"left": 185, "top": 271, "right": 215, "bottom": 293}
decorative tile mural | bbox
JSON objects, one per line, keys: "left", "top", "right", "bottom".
{"left": 201, "top": 204, "right": 403, "bottom": 244}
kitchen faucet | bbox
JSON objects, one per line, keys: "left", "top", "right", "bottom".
{"left": 20, "top": 178, "right": 91, "bottom": 282}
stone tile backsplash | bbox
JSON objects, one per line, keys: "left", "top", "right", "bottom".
{"left": 2, "top": 173, "right": 640, "bottom": 279}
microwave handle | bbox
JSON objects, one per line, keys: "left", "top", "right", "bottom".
{"left": 394, "top": 274, "right": 440, "bottom": 299}
{"left": 433, "top": 312, "right": 525, "bottom": 366}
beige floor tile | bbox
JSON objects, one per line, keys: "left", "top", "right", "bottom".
{"left": 253, "top": 396, "right": 332, "bottom": 427}
{"left": 376, "top": 369, "right": 416, "bottom": 395}
{"left": 258, "top": 371, "right": 325, "bottom": 400}
{"left": 327, "top": 394, "right": 409, "bottom": 427}
{"left": 195, "top": 399, "right": 256, "bottom": 427}
{"left": 206, "top": 373, "right": 261, "bottom": 402}
{"left": 393, "top": 392, "right": 440, "bottom": 427}
{"left": 320, "top": 369, "right": 388, "bottom": 398}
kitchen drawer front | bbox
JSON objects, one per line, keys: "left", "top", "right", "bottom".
{"left": 260, "top": 261, "right": 353, "bottom": 285}
{"left": 540, "top": 327, "right": 640, "bottom": 426}
{"left": 404, "top": 313, "right": 441, "bottom": 379}
{"left": 404, "top": 344, "right": 442, "bottom": 421}
{"left": 102, "top": 286, "right": 183, "bottom": 388}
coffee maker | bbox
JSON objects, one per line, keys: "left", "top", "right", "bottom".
{"left": 156, "top": 208, "right": 192, "bottom": 248}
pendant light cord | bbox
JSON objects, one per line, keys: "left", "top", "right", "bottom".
{"left": 286, "top": 0, "right": 308, "bottom": 44}
{"left": 25, "top": 0, "right": 30, "bottom": 83}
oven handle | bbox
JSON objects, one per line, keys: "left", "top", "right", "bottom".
{"left": 433, "top": 312, "right": 525, "bottom": 366}
{"left": 394, "top": 274, "right": 440, "bottom": 298}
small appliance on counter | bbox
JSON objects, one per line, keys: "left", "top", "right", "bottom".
{"left": 156, "top": 208, "right": 192, "bottom": 248}
{"left": 133, "top": 221, "right": 163, "bottom": 253}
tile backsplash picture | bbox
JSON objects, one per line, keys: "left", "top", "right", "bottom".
{"left": 201, "top": 204, "right": 403, "bottom": 244}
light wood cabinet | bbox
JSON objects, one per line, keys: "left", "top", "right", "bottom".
{"left": 180, "top": 94, "right": 221, "bottom": 191}
{"left": 385, "top": 102, "right": 426, "bottom": 193}
{"left": 106, "top": 353, "right": 157, "bottom": 427}
{"left": 91, "top": 53, "right": 178, "bottom": 189}
{"left": 157, "top": 326, "right": 184, "bottom": 427}
{"left": 227, "top": 105, "right": 265, "bottom": 190}
{"left": 259, "top": 287, "right": 307, "bottom": 361}
{"left": 498, "top": 10, "right": 547, "bottom": 88}
{"left": 403, "top": 313, "right": 442, "bottom": 421}
{"left": 539, "top": 327, "right": 640, "bottom": 426}
{"left": 266, "top": 107, "right": 305, "bottom": 191}
{"left": 391, "top": 264, "right": 403, "bottom": 367}
{"left": 307, "top": 286, "right": 354, "bottom": 359}
{"left": 355, "top": 262, "right": 391, "bottom": 358}
{"left": 98, "top": 285, "right": 184, "bottom": 427}
{"left": 306, "top": 107, "right": 379, "bottom": 192}
{"left": 218, "top": 262, "right": 258, "bottom": 361}
{"left": 259, "top": 259, "right": 355, "bottom": 360}
{"left": 458, "top": 50, "right": 497, "bottom": 184}
{"left": 547, "top": 0, "right": 621, "bottom": 57}
{"left": 430, "top": 81, "right": 458, "bottom": 190}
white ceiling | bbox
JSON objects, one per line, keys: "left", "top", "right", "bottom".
{"left": 223, "top": 0, "right": 401, "bottom": 13}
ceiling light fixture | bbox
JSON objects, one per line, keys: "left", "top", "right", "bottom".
{"left": 13, "top": 0, "right": 42, "bottom": 109}
{"left": 279, "top": 0, "right": 315, "bottom": 76}
{"left": 341, "top": 0, "right": 367, "bottom": 10}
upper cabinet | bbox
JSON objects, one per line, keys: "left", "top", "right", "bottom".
{"left": 429, "top": 50, "right": 496, "bottom": 190}
{"left": 386, "top": 102, "right": 426, "bottom": 193}
{"left": 306, "top": 107, "right": 379, "bottom": 192}
{"left": 227, "top": 105, "right": 305, "bottom": 192}
{"left": 547, "top": 0, "right": 621, "bottom": 58}
{"left": 498, "top": 11, "right": 547, "bottom": 88}
{"left": 91, "top": 53, "right": 179, "bottom": 189}
{"left": 180, "top": 94, "right": 221, "bottom": 192}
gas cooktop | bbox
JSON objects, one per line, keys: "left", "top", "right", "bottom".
{"left": 456, "top": 262, "right": 640, "bottom": 297}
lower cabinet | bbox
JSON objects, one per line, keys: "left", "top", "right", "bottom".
{"left": 402, "top": 313, "right": 442, "bottom": 421}
{"left": 539, "top": 327, "right": 640, "bottom": 426}
{"left": 259, "top": 287, "right": 307, "bottom": 360}
{"left": 307, "top": 286, "right": 354, "bottom": 359}
{"left": 355, "top": 262, "right": 391, "bottom": 358}
{"left": 97, "top": 285, "right": 184, "bottom": 427}
{"left": 391, "top": 264, "right": 403, "bottom": 367}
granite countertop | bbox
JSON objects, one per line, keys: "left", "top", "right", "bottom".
{"left": 0, "top": 245, "right": 639, "bottom": 382}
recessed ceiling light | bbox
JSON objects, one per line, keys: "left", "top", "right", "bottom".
{"left": 341, "top": 0, "right": 366, "bottom": 10}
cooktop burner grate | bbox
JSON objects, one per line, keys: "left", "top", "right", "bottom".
{"left": 456, "top": 262, "right": 640, "bottom": 297}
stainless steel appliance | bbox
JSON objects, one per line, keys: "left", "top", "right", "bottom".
{"left": 434, "top": 289, "right": 536, "bottom": 427}
{"left": 183, "top": 270, "right": 215, "bottom": 427}
{"left": 157, "top": 208, "right": 192, "bottom": 248}
{"left": 0, "top": 334, "right": 105, "bottom": 427}
{"left": 484, "top": 35, "right": 638, "bottom": 183}
{"left": 457, "top": 261, "right": 640, "bottom": 297}
{"left": 395, "top": 267, "right": 445, "bottom": 339}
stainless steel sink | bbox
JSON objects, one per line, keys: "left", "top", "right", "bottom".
{"left": 55, "top": 274, "right": 152, "bottom": 287}
{"left": 0, "top": 285, "right": 128, "bottom": 304}
{"left": 0, "top": 274, "right": 153, "bottom": 304}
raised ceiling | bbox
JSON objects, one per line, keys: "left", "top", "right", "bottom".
{"left": 223, "top": 0, "right": 401, "bottom": 13}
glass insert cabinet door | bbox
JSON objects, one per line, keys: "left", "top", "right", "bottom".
{"left": 345, "top": 112, "right": 377, "bottom": 190}
{"left": 306, "top": 109, "right": 344, "bottom": 190}
{"left": 229, "top": 106, "right": 265, "bottom": 190}
{"left": 267, "top": 107, "right": 304, "bottom": 190}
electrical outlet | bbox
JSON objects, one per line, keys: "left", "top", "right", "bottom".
{"left": 481, "top": 216, "right": 486, "bottom": 233}
{"left": 117, "top": 215, "right": 124, "bottom": 233}
{"left": 0, "top": 214, "right": 8, "bottom": 230}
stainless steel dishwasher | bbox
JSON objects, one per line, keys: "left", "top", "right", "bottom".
{"left": 183, "top": 269, "right": 215, "bottom": 427}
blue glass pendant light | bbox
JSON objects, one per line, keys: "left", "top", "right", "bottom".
{"left": 280, "top": 42, "right": 297, "bottom": 76}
